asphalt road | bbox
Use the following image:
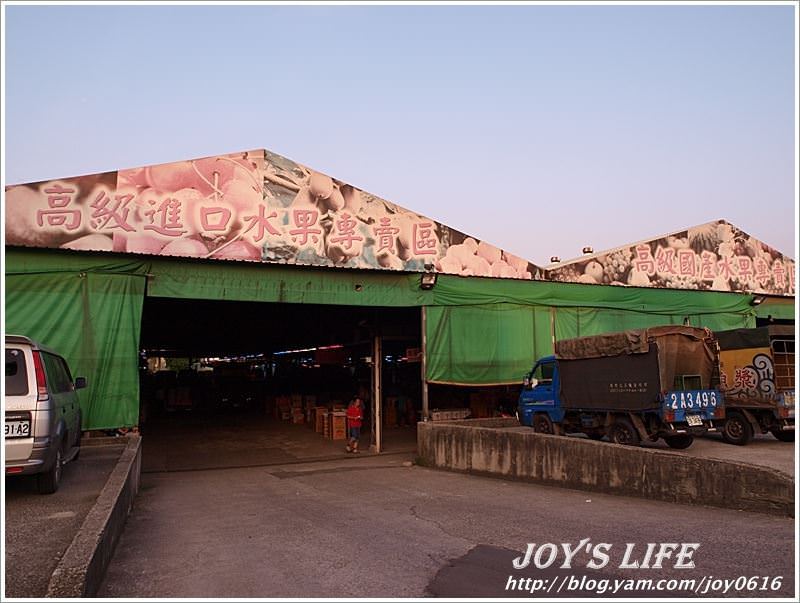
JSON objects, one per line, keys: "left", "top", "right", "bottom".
{"left": 98, "top": 454, "right": 795, "bottom": 598}
{"left": 4, "top": 443, "right": 125, "bottom": 598}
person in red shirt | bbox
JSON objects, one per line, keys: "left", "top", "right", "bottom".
{"left": 345, "top": 396, "right": 364, "bottom": 453}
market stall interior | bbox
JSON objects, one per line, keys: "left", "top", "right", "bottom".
{"left": 137, "top": 297, "right": 428, "bottom": 470}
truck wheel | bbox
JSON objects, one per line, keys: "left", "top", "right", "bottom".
{"left": 770, "top": 429, "right": 795, "bottom": 442}
{"left": 664, "top": 434, "right": 694, "bottom": 449}
{"left": 37, "top": 445, "right": 63, "bottom": 495}
{"left": 608, "top": 418, "right": 640, "bottom": 446}
{"left": 533, "top": 413, "right": 555, "bottom": 435}
{"left": 721, "top": 412, "right": 753, "bottom": 446}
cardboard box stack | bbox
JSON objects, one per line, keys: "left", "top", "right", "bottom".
{"left": 275, "top": 395, "right": 292, "bottom": 421}
{"left": 323, "top": 411, "right": 332, "bottom": 438}
{"left": 331, "top": 411, "right": 347, "bottom": 440}
{"left": 314, "top": 407, "right": 327, "bottom": 433}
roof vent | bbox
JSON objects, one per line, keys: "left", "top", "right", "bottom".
{"left": 582, "top": 246, "right": 594, "bottom": 255}
{"left": 550, "top": 256, "right": 561, "bottom": 263}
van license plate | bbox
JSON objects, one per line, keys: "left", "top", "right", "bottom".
{"left": 686, "top": 415, "right": 703, "bottom": 427}
{"left": 4, "top": 421, "right": 31, "bottom": 438}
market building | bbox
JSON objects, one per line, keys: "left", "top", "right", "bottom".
{"left": 4, "top": 148, "right": 795, "bottom": 452}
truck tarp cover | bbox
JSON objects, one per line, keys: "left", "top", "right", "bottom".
{"left": 555, "top": 326, "right": 718, "bottom": 410}
{"left": 716, "top": 326, "right": 794, "bottom": 351}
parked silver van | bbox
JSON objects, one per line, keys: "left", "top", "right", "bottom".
{"left": 5, "top": 335, "right": 85, "bottom": 494}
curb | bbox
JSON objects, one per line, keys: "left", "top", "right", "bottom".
{"left": 418, "top": 420, "right": 794, "bottom": 517}
{"left": 46, "top": 435, "right": 142, "bottom": 597}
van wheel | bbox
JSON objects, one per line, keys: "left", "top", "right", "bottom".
{"left": 608, "top": 418, "right": 640, "bottom": 446}
{"left": 664, "top": 434, "right": 694, "bottom": 449}
{"left": 533, "top": 413, "right": 555, "bottom": 435}
{"left": 721, "top": 412, "right": 753, "bottom": 446}
{"left": 770, "top": 429, "right": 795, "bottom": 442}
{"left": 37, "top": 446, "right": 63, "bottom": 495}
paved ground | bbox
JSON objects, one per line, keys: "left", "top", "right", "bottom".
{"left": 141, "top": 409, "right": 417, "bottom": 473}
{"left": 4, "top": 443, "right": 125, "bottom": 598}
{"left": 98, "top": 453, "right": 795, "bottom": 598}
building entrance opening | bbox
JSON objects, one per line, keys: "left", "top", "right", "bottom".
{"left": 138, "top": 297, "right": 420, "bottom": 471}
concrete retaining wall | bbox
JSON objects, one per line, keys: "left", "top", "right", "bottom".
{"left": 418, "top": 419, "right": 793, "bottom": 517}
{"left": 47, "top": 435, "right": 142, "bottom": 597}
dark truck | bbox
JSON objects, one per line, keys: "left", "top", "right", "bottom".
{"left": 518, "top": 326, "right": 725, "bottom": 449}
{"left": 715, "top": 325, "right": 795, "bottom": 445}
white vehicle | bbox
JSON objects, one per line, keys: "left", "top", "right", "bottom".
{"left": 5, "top": 335, "right": 85, "bottom": 493}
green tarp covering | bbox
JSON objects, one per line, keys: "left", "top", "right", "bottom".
{"left": 426, "top": 304, "right": 552, "bottom": 385}
{"left": 5, "top": 249, "right": 788, "bottom": 419}
{"left": 425, "top": 274, "right": 759, "bottom": 385}
{"left": 754, "top": 296, "right": 796, "bottom": 321}
{"left": 145, "top": 256, "right": 428, "bottom": 306}
{"left": 5, "top": 271, "right": 145, "bottom": 430}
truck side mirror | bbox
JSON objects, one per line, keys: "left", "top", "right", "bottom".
{"left": 74, "top": 377, "right": 87, "bottom": 390}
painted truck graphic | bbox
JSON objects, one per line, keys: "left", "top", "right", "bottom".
{"left": 715, "top": 325, "right": 795, "bottom": 445}
{"left": 518, "top": 326, "right": 725, "bottom": 449}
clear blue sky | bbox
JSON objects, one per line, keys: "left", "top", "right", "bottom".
{"left": 3, "top": 2, "right": 796, "bottom": 265}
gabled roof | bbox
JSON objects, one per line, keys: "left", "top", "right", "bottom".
{"left": 4, "top": 148, "right": 542, "bottom": 281}
{"left": 5, "top": 150, "right": 794, "bottom": 297}
{"left": 545, "top": 219, "right": 795, "bottom": 296}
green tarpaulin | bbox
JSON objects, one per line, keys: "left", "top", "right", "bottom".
{"left": 5, "top": 271, "right": 145, "bottom": 430}
{"left": 426, "top": 303, "right": 553, "bottom": 385}
{"left": 5, "top": 249, "right": 790, "bottom": 421}
{"left": 424, "top": 274, "right": 760, "bottom": 385}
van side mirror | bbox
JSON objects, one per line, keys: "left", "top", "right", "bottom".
{"left": 74, "top": 377, "right": 87, "bottom": 390}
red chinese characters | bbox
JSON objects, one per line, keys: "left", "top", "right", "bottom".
{"left": 242, "top": 205, "right": 281, "bottom": 243}
{"left": 736, "top": 256, "right": 754, "bottom": 279}
{"left": 412, "top": 222, "right": 437, "bottom": 256}
{"left": 144, "top": 198, "right": 187, "bottom": 237}
{"left": 633, "top": 245, "right": 655, "bottom": 275}
{"left": 329, "top": 213, "right": 364, "bottom": 250}
{"left": 655, "top": 247, "right": 676, "bottom": 275}
{"left": 733, "top": 367, "right": 756, "bottom": 391}
{"left": 699, "top": 251, "right": 717, "bottom": 280}
{"left": 677, "top": 250, "right": 697, "bottom": 277}
{"left": 289, "top": 209, "right": 322, "bottom": 245}
{"left": 772, "top": 261, "right": 786, "bottom": 289}
{"left": 716, "top": 254, "right": 736, "bottom": 280}
{"left": 37, "top": 184, "right": 81, "bottom": 231}
{"left": 89, "top": 190, "right": 135, "bottom": 232}
{"left": 754, "top": 256, "right": 770, "bottom": 287}
{"left": 199, "top": 207, "right": 233, "bottom": 233}
{"left": 373, "top": 217, "right": 400, "bottom": 254}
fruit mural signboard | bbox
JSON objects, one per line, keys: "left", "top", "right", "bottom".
{"left": 546, "top": 221, "right": 795, "bottom": 296}
{"left": 4, "top": 148, "right": 540, "bottom": 280}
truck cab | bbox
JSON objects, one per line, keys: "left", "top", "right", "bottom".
{"left": 519, "top": 357, "right": 562, "bottom": 433}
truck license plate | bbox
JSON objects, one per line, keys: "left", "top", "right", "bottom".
{"left": 4, "top": 420, "right": 31, "bottom": 438}
{"left": 686, "top": 414, "right": 703, "bottom": 427}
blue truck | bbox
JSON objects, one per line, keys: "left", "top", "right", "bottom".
{"left": 518, "top": 326, "right": 725, "bottom": 449}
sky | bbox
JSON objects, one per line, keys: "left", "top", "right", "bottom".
{"left": 2, "top": 2, "right": 797, "bottom": 266}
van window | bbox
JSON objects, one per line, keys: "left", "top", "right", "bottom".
{"left": 42, "top": 353, "right": 73, "bottom": 394}
{"left": 5, "top": 349, "right": 29, "bottom": 396}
